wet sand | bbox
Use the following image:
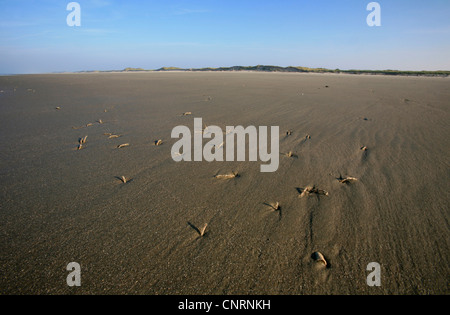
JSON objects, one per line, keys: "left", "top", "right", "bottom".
{"left": 0, "top": 72, "right": 448, "bottom": 294}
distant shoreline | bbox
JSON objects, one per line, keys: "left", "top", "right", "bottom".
{"left": 112, "top": 66, "right": 450, "bottom": 77}
{"left": 2, "top": 66, "right": 449, "bottom": 77}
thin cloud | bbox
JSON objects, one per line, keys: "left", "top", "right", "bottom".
{"left": 0, "top": 20, "right": 40, "bottom": 28}
{"left": 1, "top": 30, "right": 56, "bottom": 42}
{"left": 77, "top": 28, "right": 122, "bottom": 35}
{"left": 405, "top": 26, "right": 450, "bottom": 35}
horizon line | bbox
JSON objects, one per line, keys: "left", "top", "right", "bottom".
{"left": 2, "top": 65, "right": 449, "bottom": 77}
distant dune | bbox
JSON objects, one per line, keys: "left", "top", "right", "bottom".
{"left": 114, "top": 65, "right": 450, "bottom": 77}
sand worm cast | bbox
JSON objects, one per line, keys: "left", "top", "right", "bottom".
{"left": 79, "top": 136, "right": 88, "bottom": 145}
{"left": 311, "top": 252, "right": 327, "bottom": 267}
{"left": 199, "top": 223, "right": 208, "bottom": 236}
{"left": 214, "top": 171, "right": 240, "bottom": 179}
{"left": 337, "top": 175, "right": 358, "bottom": 184}
{"left": 265, "top": 202, "right": 280, "bottom": 211}
{"left": 188, "top": 222, "right": 208, "bottom": 237}
{"left": 298, "top": 186, "right": 329, "bottom": 198}
{"left": 284, "top": 151, "right": 298, "bottom": 158}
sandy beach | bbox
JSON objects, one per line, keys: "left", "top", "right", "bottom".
{"left": 0, "top": 72, "right": 448, "bottom": 295}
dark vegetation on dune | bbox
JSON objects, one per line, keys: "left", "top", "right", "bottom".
{"left": 114, "top": 65, "right": 450, "bottom": 77}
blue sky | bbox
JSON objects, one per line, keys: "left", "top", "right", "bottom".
{"left": 1, "top": 0, "right": 449, "bottom": 74}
